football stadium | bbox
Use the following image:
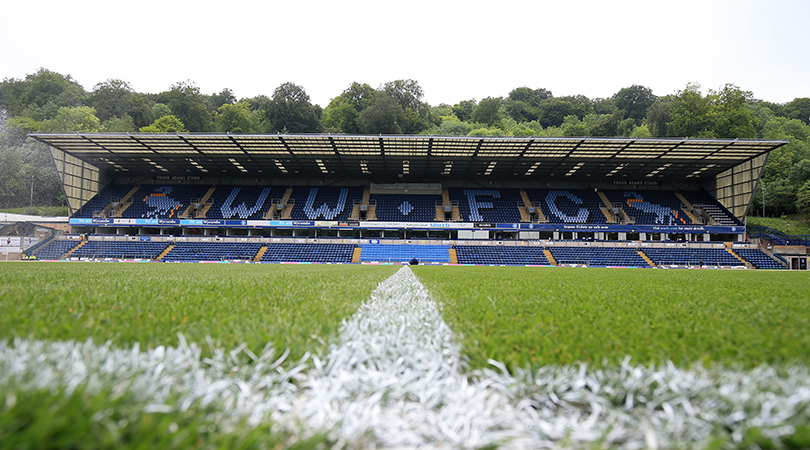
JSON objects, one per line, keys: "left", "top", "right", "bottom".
{"left": 3, "top": 132, "right": 810, "bottom": 449}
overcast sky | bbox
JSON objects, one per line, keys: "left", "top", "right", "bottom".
{"left": 1, "top": 0, "right": 807, "bottom": 108}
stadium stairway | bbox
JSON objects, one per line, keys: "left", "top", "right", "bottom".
{"left": 449, "top": 248, "right": 458, "bottom": 264}
{"left": 352, "top": 247, "right": 362, "bottom": 263}
{"left": 64, "top": 240, "right": 86, "bottom": 257}
{"left": 638, "top": 250, "right": 657, "bottom": 268}
{"left": 674, "top": 193, "right": 702, "bottom": 224}
{"left": 726, "top": 248, "right": 752, "bottom": 268}
{"left": 156, "top": 244, "right": 175, "bottom": 261}
{"left": 254, "top": 245, "right": 268, "bottom": 262}
{"left": 543, "top": 249, "right": 557, "bottom": 266}
{"left": 112, "top": 185, "right": 140, "bottom": 216}
{"left": 596, "top": 191, "right": 616, "bottom": 223}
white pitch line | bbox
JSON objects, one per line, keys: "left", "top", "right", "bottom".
{"left": 287, "top": 265, "right": 532, "bottom": 448}
{"left": 2, "top": 266, "right": 810, "bottom": 449}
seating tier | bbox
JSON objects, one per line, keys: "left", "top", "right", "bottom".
{"left": 163, "top": 242, "right": 262, "bottom": 262}
{"left": 72, "top": 185, "right": 741, "bottom": 227}
{"left": 550, "top": 247, "right": 650, "bottom": 267}
{"left": 31, "top": 240, "right": 79, "bottom": 259}
{"left": 71, "top": 241, "right": 170, "bottom": 259}
{"left": 735, "top": 248, "right": 785, "bottom": 269}
{"left": 260, "top": 243, "right": 355, "bottom": 263}
{"left": 370, "top": 193, "right": 441, "bottom": 222}
{"left": 359, "top": 244, "right": 450, "bottom": 263}
{"left": 455, "top": 246, "right": 549, "bottom": 265}
{"left": 642, "top": 248, "right": 743, "bottom": 266}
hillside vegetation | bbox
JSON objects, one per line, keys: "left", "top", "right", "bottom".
{"left": 2, "top": 69, "right": 809, "bottom": 219}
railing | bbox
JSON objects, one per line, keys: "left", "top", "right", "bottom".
{"left": 747, "top": 226, "right": 810, "bottom": 247}
{"left": 23, "top": 228, "right": 57, "bottom": 257}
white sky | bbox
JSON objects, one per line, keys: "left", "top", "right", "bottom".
{"left": 1, "top": 0, "right": 807, "bottom": 108}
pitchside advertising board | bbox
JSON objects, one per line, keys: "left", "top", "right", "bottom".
{"left": 69, "top": 218, "right": 741, "bottom": 234}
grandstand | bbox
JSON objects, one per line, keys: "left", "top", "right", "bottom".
{"left": 25, "top": 132, "right": 797, "bottom": 268}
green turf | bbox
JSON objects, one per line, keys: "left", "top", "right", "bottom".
{"left": 0, "top": 262, "right": 398, "bottom": 364}
{"left": 0, "top": 386, "right": 331, "bottom": 450}
{"left": 413, "top": 266, "right": 810, "bottom": 371}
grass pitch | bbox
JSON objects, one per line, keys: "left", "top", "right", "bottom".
{"left": 2, "top": 262, "right": 810, "bottom": 449}
{"left": 414, "top": 265, "right": 810, "bottom": 371}
{"left": 0, "top": 262, "right": 398, "bottom": 363}
{"left": 2, "top": 262, "right": 807, "bottom": 371}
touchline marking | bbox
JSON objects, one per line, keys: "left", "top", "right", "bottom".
{"left": 1, "top": 265, "right": 810, "bottom": 448}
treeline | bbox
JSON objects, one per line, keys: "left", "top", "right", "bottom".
{"left": 1, "top": 68, "right": 810, "bottom": 217}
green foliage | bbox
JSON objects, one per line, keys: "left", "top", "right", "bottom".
{"left": 322, "top": 96, "right": 360, "bottom": 133}
{"left": 266, "top": 82, "right": 321, "bottom": 133}
{"left": 413, "top": 266, "right": 810, "bottom": 371}
{"left": 102, "top": 115, "right": 137, "bottom": 132}
{"left": 215, "top": 102, "right": 254, "bottom": 133}
{"left": 86, "top": 79, "right": 136, "bottom": 123}
{"left": 503, "top": 87, "right": 551, "bottom": 122}
{"left": 785, "top": 97, "right": 810, "bottom": 125}
{"left": 0, "top": 138, "right": 64, "bottom": 208}
{"left": 669, "top": 83, "right": 714, "bottom": 137}
{"left": 746, "top": 215, "right": 810, "bottom": 235}
{"left": 471, "top": 97, "right": 502, "bottom": 126}
{"left": 207, "top": 87, "right": 236, "bottom": 110}
{"left": 612, "top": 84, "right": 656, "bottom": 122}
{"left": 537, "top": 97, "right": 586, "bottom": 128}
{"left": 139, "top": 115, "right": 187, "bottom": 133}
{"left": 795, "top": 180, "right": 810, "bottom": 219}
{"left": 0, "top": 68, "right": 86, "bottom": 117}
{"left": 451, "top": 99, "right": 476, "bottom": 122}
{"left": 358, "top": 93, "right": 404, "bottom": 134}
{"left": 151, "top": 103, "right": 172, "bottom": 120}
{"left": 0, "top": 205, "right": 69, "bottom": 216}
{"left": 39, "top": 106, "right": 101, "bottom": 132}
{"left": 164, "top": 81, "right": 213, "bottom": 132}
{"left": 0, "top": 263, "right": 398, "bottom": 364}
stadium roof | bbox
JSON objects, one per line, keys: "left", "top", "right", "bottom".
{"left": 30, "top": 133, "right": 788, "bottom": 182}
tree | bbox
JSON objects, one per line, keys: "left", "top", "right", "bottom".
{"left": 165, "top": 81, "right": 212, "bottom": 132}
{"left": 358, "top": 93, "right": 404, "bottom": 134}
{"left": 710, "top": 84, "right": 756, "bottom": 138}
{"left": 39, "top": 106, "right": 101, "bottom": 132}
{"left": 0, "top": 68, "right": 86, "bottom": 117}
{"left": 471, "top": 97, "right": 502, "bottom": 126}
{"left": 788, "top": 159, "right": 810, "bottom": 188}
{"left": 342, "top": 82, "right": 376, "bottom": 112}
{"left": 796, "top": 180, "right": 810, "bottom": 219}
{"left": 207, "top": 88, "right": 236, "bottom": 111}
{"left": 322, "top": 96, "right": 360, "bottom": 133}
{"left": 612, "top": 85, "right": 656, "bottom": 122}
{"left": 785, "top": 98, "right": 810, "bottom": 125}
{"left": 588, "top": 111, "right": 624, "bottom": 137}
{"left": 139, "top": 115, "right": 187, "bottom": 133}
{"left": 102, "top": 115, "right": 136, "bottom": 132}
{"left": 593, "top": 98, "right": 618, "bottom": 115}
{"left": 321, "top": 82, "right": 377, "bottom": 134}
{"left": 504, "top": 87, "right": 552, "bottom": 122}
{"left": 452, "top": 99, "right": 476, "bottom": 122}
{"left": 215, "top": 102, "right": 254, "bottom": 133}
{"left": 561, "top": 115, "right": 587, "bottom": 136}
{"left": 537, "top": 97, "right": 578, "bottom": 128}
{"left": 383, "top": 79, "right": 425, "bottom": 112}
{"left": 669, "top": 83, "right": 713, "bottom": 137}
{"left": 86, "top": 79, "right": 135, "bottom": 122}
{"left": 266, "top": 82, "right": 321, "bottom": 133}
{"left": 381, "top": 79, "right": 430, "bottom": 133}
